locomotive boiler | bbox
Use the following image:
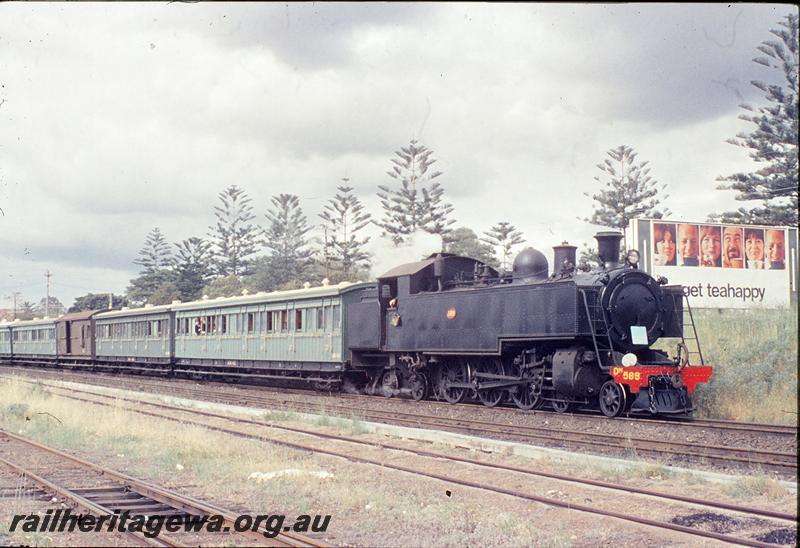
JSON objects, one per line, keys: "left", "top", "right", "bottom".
{"left": 347, "top": 231, "right": 712, "bottom": 417}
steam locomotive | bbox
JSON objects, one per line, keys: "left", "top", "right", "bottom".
{"left": 1, "top": 231, "right": 712, "bottom": 417}
{"left": 348, "top": 231, "right": 713, "bottom": 416}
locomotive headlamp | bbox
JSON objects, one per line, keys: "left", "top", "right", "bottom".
{"left": 621, "top": 353, "right": 638, "bottom": 366}
{"left": 626, "top": 249, "right": 640, "bottom": 266}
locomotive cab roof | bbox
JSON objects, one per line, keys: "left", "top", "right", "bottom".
{"left": 378, "top": 253, "right": 498, "bottom": 293}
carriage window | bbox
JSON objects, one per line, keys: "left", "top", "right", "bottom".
{"left": 280, "top": 310, "right": 288, "bottom": 332}
{"left": 295, "top": 309, "right": 303, "bottom": 332}
{"left": 317, "top": 308, "right": 324, "bottom": 331}
{"left": 221, "top": 315, "right": 227, "bottom": 334}
{"left": 308, "top": 307, "right": 316, "bottom": 330}
{"left": 247, "top": 313, "right": 255, "bottom": 333}
{"left": 146, "top": 321, "right": 153, "bottom": 337}
{"left": 332, "top": 305, "right": 341, "bottom": 330}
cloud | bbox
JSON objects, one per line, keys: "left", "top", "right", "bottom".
{"left": 0, "top": 3, "right": 795, "bottom": 307}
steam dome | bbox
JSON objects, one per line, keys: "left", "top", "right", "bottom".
{"left": 512, "top": 247, "right": 549, "bottom": 282}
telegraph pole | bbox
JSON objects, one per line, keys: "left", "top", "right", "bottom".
{"left": 12, "top": 291, "right": 20, "bottom": 320}
{"left": 45, "top": 270, "right": 52, "bottom": 317}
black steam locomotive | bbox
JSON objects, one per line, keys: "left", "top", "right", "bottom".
{"left": 348, "top": 231, "right": 712, "bottom": 417}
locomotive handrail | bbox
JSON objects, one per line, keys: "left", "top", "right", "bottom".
{"left": 681, "top": 295, "right": 705, "bottom": 366}
{"left": 579, "top": 289, "right": 605, "bottom": 369}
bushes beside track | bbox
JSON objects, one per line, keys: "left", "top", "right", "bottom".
{"left": 675, "top": 307, "right": 797, "bottom": 425}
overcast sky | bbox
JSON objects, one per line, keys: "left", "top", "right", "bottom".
{"left": 0, "top": 2, "right": 796, "bottom": 309}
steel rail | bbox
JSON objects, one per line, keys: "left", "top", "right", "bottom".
{"left": 69, "top": 376, "right": 793, "bottom": 469}
{"left": 44, "top": 381, "right": 798, "bottom": 524}
{"left": 2, "top": 363, "right": 796, "bottom": 436}
{"left": 0, "top": 429, "right": 325, "bottom": 548}
{"left": 5, "top": 371, "right": 796, "bottom": 473}
{"left": 31, "top": 385, "right": 792, "bottom": 548}
{"left": 0, "top": 454, "right": 175, "bottom": 547}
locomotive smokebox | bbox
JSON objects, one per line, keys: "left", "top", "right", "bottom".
{"left": 512, "top": 247, "right": 549, "bottom": 283}
{"left": 552, "top": 242, "right": 577, "bottom": 275}
{"left": 595, "top": 231, "right": 623, "bottom": 269}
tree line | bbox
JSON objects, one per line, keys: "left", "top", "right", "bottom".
{"left": 81, "top": 140, "right": 532, "bottom": 309}
{"left": 54, "top": 13, "right": 796, "bottom": 312}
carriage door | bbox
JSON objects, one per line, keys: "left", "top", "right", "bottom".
{"left": 64, "top": 322, "right": 72, "bottom": 354}
{"left": 379, "top": 281, "right": 397, "bottom": 347}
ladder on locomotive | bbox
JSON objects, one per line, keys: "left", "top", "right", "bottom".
{"left": 673, "top": 293, "right": 705, "bottom": 366}
{"left": 579, "top": 289, "right": 614, "bottom": 366}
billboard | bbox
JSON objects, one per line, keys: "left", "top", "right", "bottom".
{"left": 628, "top": 219, "right": 798, "bottom": 309}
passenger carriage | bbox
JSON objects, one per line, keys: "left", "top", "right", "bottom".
{"left": 171, "top": 282, "right": 370, "bottom": 384}
{"left": 2, "top": 318, "right": 58, "bottom": 365}
{"left": 0, "top": 322, "right": 11, "bottom": 359}
{"left": 94, "top": 304, "right": 173, "bottom": 374}
{"left": 55, "top": 311, "right": 103, "bottom": 367}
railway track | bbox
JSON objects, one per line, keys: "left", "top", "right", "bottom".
{"left": 11, "top": 381, "right": 796, "bottom": 548}
{"left": 0, "top": 429, "right": 325, "bottom": 547}
{"left": 2, "top": 367, "right": 796, "bottom": 475}
{"left": 2, "top": 363, "right": 796, "bottom": 438}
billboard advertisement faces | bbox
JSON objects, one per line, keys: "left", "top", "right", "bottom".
{"left": 629, "top": 219, "right": 797, "bottom": 309}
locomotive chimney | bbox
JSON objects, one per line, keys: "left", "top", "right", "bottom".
{"left": 595, "top": 231, "right": 623, "bottom": 269}
{"left": 552, "top": 242, "right": 577, "bottom": 275}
